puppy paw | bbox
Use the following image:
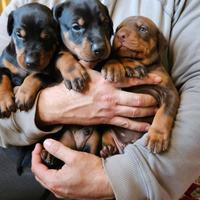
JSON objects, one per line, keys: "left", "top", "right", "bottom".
{"left": 0, "top": 92, "right": 16, "bottom": 118}
{"left": 102, "top": 60, "right": 126, "bottom": 82}
{"left": 62, "top": 63, "right": 89, "bottom": 92}
{"left": 100, "top": 145, "right": 118, "bottom": 158}
{"left": 15, "top": 87, "right": 36, "bottom": 111}
{"left": 125, "top": 65, "right": 148, "bottom": 78}
{"left": 41, "top": 149, "right": 63, "bottom": 169}
{"left": 145, "top": 127, "right": 170, "bottom": 153}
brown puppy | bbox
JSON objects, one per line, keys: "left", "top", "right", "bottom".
{"left": 101, "top": 16, "right": 179, "bottom": 155}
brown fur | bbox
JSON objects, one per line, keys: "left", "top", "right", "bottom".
{"left": 101, "top": 16, "right": 179, "bottom": 154}
{"left": 0, "top": 75, "right": 15, "bottom": 117}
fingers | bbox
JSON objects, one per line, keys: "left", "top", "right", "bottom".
{"left": 42, "top": 139, "right": 77, "bottom": 164}
{"left": 109, "top": 117, "right": 150, "bottom": 132}
{"left": 115, "top": 105, "right": 157, "bottom": 118}
{"left": 114, "top": 73, "right": 162, "bottom": 88}
{"left": 116, "top": 90, "right": 157, "bottom": 107}
{"left": 31, "top": 144, "right": 57, "bottom": 184}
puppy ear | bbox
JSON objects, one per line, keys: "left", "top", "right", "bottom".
{"left": 102, "top": 5, "right": 114, "bottom": 38}
{"left": 157, "top": 30, "right": 168, "bottom": 58}
{"left": 52, "top": 3, "right": 64, "bottom": 22}
{"left": 7, "top": 11, "right": 14, "bottom": 36}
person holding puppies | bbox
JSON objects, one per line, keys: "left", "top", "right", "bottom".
{"left": 0, "top": 0, "right": 200, "bottom": 200}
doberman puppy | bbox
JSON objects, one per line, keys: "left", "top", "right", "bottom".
{"left": 0, "top": 3, "right": 58, "bottom": 118}
{"left": 101, "top": 16, "right": 179, "bottom": 155}
{"left": 53, "top": 0, "right": 113, "bottom": 91}
{"left": 41, "top": 0, "right": 113, "bottom": 168}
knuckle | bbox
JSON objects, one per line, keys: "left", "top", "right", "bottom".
{"left": 103, "top": 95, "right": 117, "bottom": 105}
{"left": 121, "top": 120, "right": 130, "bottom": 129}
{"left": 135, "top": 95, "right": 144, "bottom": 106}
{"left": 131, "top": 108, "right": 140, "bottom": 117}
{"left": 137, "top": 124, "right": 148, "bottom": 132}
{"left": 69, "top": 155, "right": 76, "bottom": 164}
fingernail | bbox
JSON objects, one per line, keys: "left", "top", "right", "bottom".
{"left": 44, "top": 139, "right": 52, "bottom": 148}
{"left": 154, "top": 76, "right": 162, "bottom": 83}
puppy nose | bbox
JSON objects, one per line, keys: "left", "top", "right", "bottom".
{"left": 117, "top": 30, "right": 128, "bottom": 42}
{"left": 92, "top": 43, "right": 105, "bottom": 57}
{"left": 25, "top": 54, "right": 39, "bottom": 67}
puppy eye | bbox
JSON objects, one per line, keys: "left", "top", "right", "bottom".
{"left": 16, "top": 31, "right": 24, "bottom": 39}
{"left": 41, "top": 33, "right": 50, "bottom": 40}
{"left": 138, "top": 25, "right": 148, "bottom": 33}
{"left": 72, "top": 23, "right": 82, "bottom": 32}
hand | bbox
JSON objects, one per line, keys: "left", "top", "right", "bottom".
{"left": 32, "top": 139, "right": 114, "bottom": 200}
{"left": 36, "top": 69, "right": 161, "bottom": 132}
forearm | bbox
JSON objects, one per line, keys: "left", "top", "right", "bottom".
{"left": 104, "top": 0, "right": 200, "bottom": 199}
{"left": 36, "top": 69, "right": 159, "bottom": 131}
{"left": 0, "top": 93, "right": 61, "bottom": 147}
{"left": 104, "top": 83, "right": 200, "bottom": 200}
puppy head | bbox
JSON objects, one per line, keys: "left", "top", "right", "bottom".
{"left": 112, "top": 16, "right": 167, "bottom": 63}
{"left": 7, "top": 3, "right": 58, "bottom": 72}
{"left": 53, "top": 0, "right": 113, "bottom": 67}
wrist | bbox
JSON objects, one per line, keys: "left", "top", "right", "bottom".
{"left": 35, "top": 85, "right": 63, "bottom": 128}
{"left": 99, "top": 158, "right": 115, "bottom": 199}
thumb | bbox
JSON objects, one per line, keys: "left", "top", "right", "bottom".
{"left": 43, "top": 139, "right": 76, "bottom": 164}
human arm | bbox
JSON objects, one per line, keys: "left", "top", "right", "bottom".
{"left": 33, "top": 1, "right": 200, "bottom": 200}
{"left": 32, "top": 140, "right": 114, "bottom": 200}
{"left": 36, "top": 69, "right": 160, "bottom": 130}
{"left": 0, "top": 67, "right": 161, "bottom": 147}
{"left": 104, "top": 0, "right": 200, "bottom": 199}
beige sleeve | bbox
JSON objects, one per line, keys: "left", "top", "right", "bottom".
{"left": 0, "top": 93, "right": 62, "bottom": 147}
{"left": 104, "top": 0, "right": 200, "bottom": 200}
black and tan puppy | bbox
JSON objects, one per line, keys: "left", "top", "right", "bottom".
{"left": 41, "top": 0, "right": 113, "bottom": 168}
{"left": 0, "top": 3, "right": 58, "bottom": 118}
{"left": 101, "top": 16, "right": 179, "bottom": 155}
{"left": 53, "top": 0, "right": 113, "bottom": 91}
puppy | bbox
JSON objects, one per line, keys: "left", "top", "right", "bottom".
{"left": 0, "top": 3, "right": 58, "bottom": 118}
{"left": 41, "top": 0, "right": 113, "bottom": 168}
{"left": 53, "top": 0, "right": 113, "bottom": 91}
{"left": 101, "top": 16, "right": 179, "bottom": 155}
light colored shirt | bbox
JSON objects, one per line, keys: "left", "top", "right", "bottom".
{"left": 0, "top": 1, "right": 200, "bottom": 200}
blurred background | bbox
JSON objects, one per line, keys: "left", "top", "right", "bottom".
{"left": 0, "top": 0, "right": 10, "bottom": 13}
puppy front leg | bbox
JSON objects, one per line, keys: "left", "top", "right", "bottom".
{"left": 102, "top": 59, "right": 146, "bottom": 82}
{"left": 0, "top": 73, "right": 16, "bottom": 118}
{"left": 102, "top": 59, "right": 126, "bottom": 82}
{"left": 56, "top": 51, "right": 89, "bottom": 92}
{"left": 15, "top": 73, "right": 44, "bottom": 111}
{"left": 100, "top": 129, "right": 118, "bottom": 158}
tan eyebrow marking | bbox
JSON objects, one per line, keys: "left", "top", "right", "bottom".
{"left": 78, "top": 18, "right": 85, "bottom": 26}
{"left": 19, "top": 29, "right": 26, "bottom": 37}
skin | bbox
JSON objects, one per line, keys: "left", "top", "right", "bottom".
{"left": 32, "top": 69, "right": 161, "bottom": 199}
{"left": 32, "top": 140, "right": 114, "bottom": 199}
{"left": 36, "top": 69, "right": 161, "bottom": 131}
